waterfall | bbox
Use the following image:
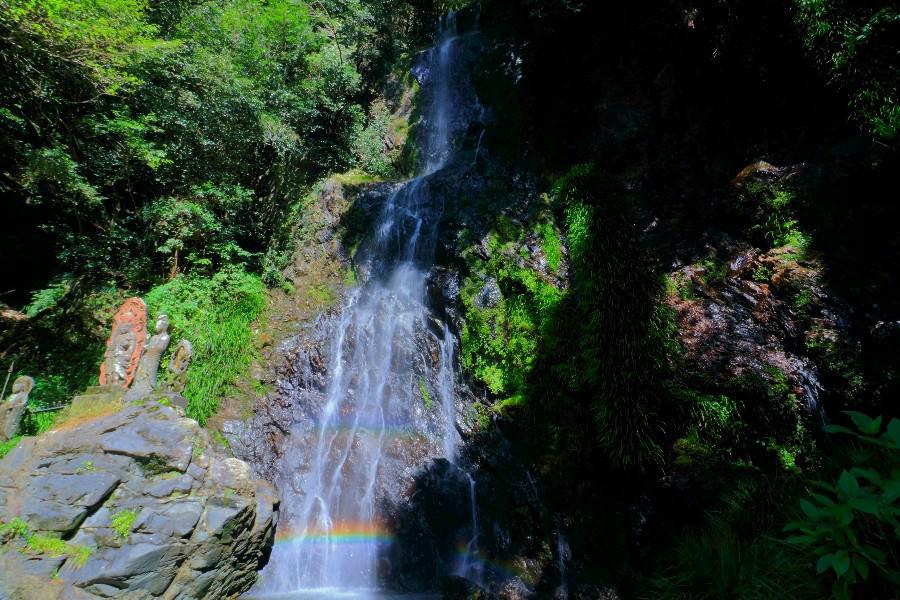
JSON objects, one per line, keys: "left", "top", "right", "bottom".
{"left": 249, "top": 12, "right": 479, "bottom": 597}
{"left": 554, "top": 525, "right": 571, "bottom": 600}
{"left": 453, "top": 472, "right": 483, "bottom": 584}
{"left": 473, "top": 128, "right": 486, "bottom": 167}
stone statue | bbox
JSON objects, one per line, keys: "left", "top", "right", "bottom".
{"left": 100, "top": 298, "right": 147, "bottom": 388}
{"left": 126, "top": 314, "right": 171, "bottom": 401}
{"left": 0, "top": 375, "right": 33, "bottom": 442}
{"left": 166, "top": 339, "right": 193, "bottom": 394}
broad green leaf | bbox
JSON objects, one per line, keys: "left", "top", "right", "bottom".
{"left": 811, "top": 493, "right": 834, "bottom": 506}
{"left": 884, "top": 480, "right": 900, "bottom": 501}
{"left": 849, "top": 497, "right": 879, "bottom": 515}
{"left": 816, "top": 553, "right": 833, "bottom": 574}
{"left": 853, "top": 554, "right": 870, "bottom": 581}
{"left": 860, "top": 544, "right": 886, "bottom": 562}
{"left": 838, "top": 471, "right": 860, "bottom": 496}
{"left": 886, "top": 419, "right": 900, "bottom": 447}
{"left": 800, "top": 499, "right": 819, "bottom": 518}
{"left": 849, "top": 467, "right": 881, "bottom": 484}
{"left": 832, "top": 550, "right": 850, "bottom": 576}
{"left": 846, "top": 411, "right": 881, "bottom": 435}
{"left": 833, "top": 504, "right": 854, "bottom": 527}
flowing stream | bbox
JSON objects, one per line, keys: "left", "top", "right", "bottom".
{"left": 250, "top": 12, "right": 479, "bottom": 598}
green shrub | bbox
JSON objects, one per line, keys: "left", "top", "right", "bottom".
{"left": 110, "top": 509, "right": 139, "bottom": 540}
{"left": 651, "top": 519, "right": 822, "bottom": 600}
{"left": 784, "top": 412, "right": 900, "bottom": 599}
{"left": 793, "top": 0, "right": 900, "bottom": 142}
{"left": 459, "top": 228, "right": 563, "bottom": 406}
{"left": 0, "top": 518, "right": 92, "bottom": 567}
{"left": 145, "top": 266, "right": 266, "bottom": 424}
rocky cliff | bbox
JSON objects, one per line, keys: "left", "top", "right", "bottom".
{"left": 0, "top": 398, "right": 278, "bottom": 600}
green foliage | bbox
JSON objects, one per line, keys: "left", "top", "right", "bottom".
{"left": 784, "top": 412, "right": 900, "bottom": 599}
{"left": 752, "top": 264, "right": 774, "bottom": 283}
{"left": 651, "top": 519, "right": 822, "bottom": 600}
{"left": 1, "top": 0, "right": 429, "bottom": 299}
{"left": 418, "top": 378, "right": 433, "bottom": 411}
{"left": 460, "top": 224, "right": 563, "bottom": 406}
{"left": 741, "top": 182, "right": 810, "bottom": 253}
{"left": 110, "top": 509, "right": 139, "bottom": 540}
{"left": 0, "top": 518, "right": 29, "bottom": 540}
{"left": 696, "top": 256, "right": 728, "bottom": 286}
{"left": 21, "top": 410, "right": 59, "bottom": 436}
{"left": 538, "top": 221, "right": 562, "bottom": 272}
{"left": 793, "top": 0, "right": 900, "bottom": 142}
{"left": 142, "top": 183, "right": 256, "bottom": 276}
{"left": 0, "top": 518, "right": 92, "bottom": 567}
{"left": 353, "top": 100, "right": 395, "bottom": 178}
{"left": 210, "top": 429, "right": 231, "bottom": 451}
{"left": 23, "top": 277, "right": 71, "bottom": 318}
{"left": 0, "top": 437, "right": 21, "bottom": 459}
{"left": 547, "top": 168, "right": 675, "bottom": 468}
{"left": 145, "top": 267, "right": 266, "bottom": 424}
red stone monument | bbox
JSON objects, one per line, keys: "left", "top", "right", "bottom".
{"left": 99, "top": 297, "right": 148, "bottom": 388}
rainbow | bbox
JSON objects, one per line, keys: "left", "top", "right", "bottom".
{"left": 275, "top": 521, "right": 395, "bottom": 546}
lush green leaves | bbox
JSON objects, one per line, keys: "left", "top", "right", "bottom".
{"left": 145, "top": 267, "right": 266, "bottom": 424}
{"left": 785, "top": 412, "right": 900, "bottom": 598}
{"left": 793, "top": 0, "right": 900, "bottom": 142}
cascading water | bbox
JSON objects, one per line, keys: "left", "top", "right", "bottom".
{"left": 453, "top": 472, "right": 483, "bottom": 584}
{"left": 250, "top": 12, "right": 481, "bottom": 598}
{"left": 554, "top": 525, "right": 571, "bottom": 600}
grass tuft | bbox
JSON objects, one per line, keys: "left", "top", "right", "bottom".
{"left": 146, "top": 266, "right": 266, "bottom": 425}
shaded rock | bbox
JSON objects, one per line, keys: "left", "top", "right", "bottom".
{"left": 0, "top": 399, "right": 279, "bottom": 600}
{"left": 666, "top": 243, "right": 838, "bottom": 415}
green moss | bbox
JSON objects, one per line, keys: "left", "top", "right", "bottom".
{"left": 563, "top": 201, "right": 591, "bottom": 262}
{"left": 418, "top": 378, "right": 432, "bottom": 411}
{"left": 0, "top": 437, "right": 21, "bottom": 459}
{"left": 110, "top": 509, "right": 139, "bottom": 540}
{"left": 210, "top": 429, "right": 231, "bottom": 451}
{"left": 793, "top": 288, "right": 815, "bottom": 318}
{"left": 696, "top": 256, "right": 728, "bottom": 285}
{"left": 306, "top": 283, "right": 337, "bottom": 305}
{"left": 332, "top": 168, "right": 382, "bottom": 186}
{"left": 752, "top": 264, "right": 774, "bottom": 282}
{"left": 459, "top": 233, "right": 563, "bottom": 406}
{"left": 668, "top": 272, "right": 697, "bottom": 300}
{"left": 74, "top": 460, "right": 95, "bottom": 474}
{"left": 26, "top": 533, "right": 70, "bottom": 557}
{"left": 0, "top": 518, "right": 29, "bottom": 540}
{"left": 538, "top": 221, "right": 563, "bottom": 272}
{"left": 1, "top": 518, "right": 92, "bottom": 567}
{"left": 136, "top": 455, "right": 170, "bottom": 476}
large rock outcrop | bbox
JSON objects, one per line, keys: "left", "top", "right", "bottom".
{"left": 0, "top": 399, "right": 278, "bottom": 599}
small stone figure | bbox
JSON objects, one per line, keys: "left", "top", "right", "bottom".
{"left": 126, "top": 314, "right": 171, "bottom": 401}
{"left": 166, "top": 339, "right": 193, "bottom": 394}
{"left": 99, "top": 298, "right": 147, "bottom": 388}
{"left": 0, "top": 375, "right": 33, "bottom": 442}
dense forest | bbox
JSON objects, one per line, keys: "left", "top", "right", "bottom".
{"left": 0, "top": 0, "right": 898, "bottom": 599}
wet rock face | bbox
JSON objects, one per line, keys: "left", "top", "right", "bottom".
{"left": 667, "top": 240, "right": 850, "bottom": 416}
{"left": 0, "top": 400, "right": 278, "bottom": 599}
